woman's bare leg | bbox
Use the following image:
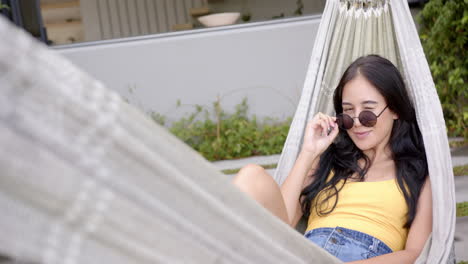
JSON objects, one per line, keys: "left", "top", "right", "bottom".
{"left": 231, "top": 164, "right": 290, "bottom": 225}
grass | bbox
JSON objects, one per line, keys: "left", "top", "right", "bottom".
{"left": 448, "top": 138, "right": 467, "bottom": 177}
{"left": 450, "top": 139, "right": 468, "bottom": 149}
{"left": 221, "top": 163, "right": 277, "bottom": 175}
{"left": 454, "top": 165, "right": 468, "bottom": 176}
{"left": 457, "top": 202, "right": 468, "bottom": 217}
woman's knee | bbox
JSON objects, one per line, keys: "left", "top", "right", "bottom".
{"left": 232, "top": 164, "right": 289, "bottom": 223}
{"left": 234, "top": 164, "right": 268, "bottom": 185}
{"left": 233, "top": 164, "right": 278, "bottom": 193}
{"left": 237, "top": 164, "right": 266, "bottom": 177}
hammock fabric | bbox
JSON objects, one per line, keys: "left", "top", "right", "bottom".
{"left": 0, "top": 16, "right": 342, "bottom": 264}
{"left": 274, "top": 0, "right": 456, "bottom": 263}
{"left": 0, "top": 0, "right": 456, "bottom": 263}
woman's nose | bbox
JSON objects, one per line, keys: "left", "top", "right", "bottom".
{"left": 352, "top": 114, "right": 362, "bottom": 127}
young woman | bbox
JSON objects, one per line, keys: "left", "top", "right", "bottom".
{"left": 232, "top": 55, "right": 432, "bottom": 263}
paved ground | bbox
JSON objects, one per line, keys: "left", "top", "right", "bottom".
{"left": 213, "top": 145, "right": 468, "bottom": 262}
{"left": 214, "top": 146, "right": 468, "bottom": 171}
{"left": 454, "top": 146, "right": 468, "bottom": 261}
{"left": 456, "top": 216, "right": 468, "bottom": 261}
{"left": 456, "top": 176, "right": 468, "bottom": 203}
{"left": 453, "top": 146, "right": 468, "bottom": 167}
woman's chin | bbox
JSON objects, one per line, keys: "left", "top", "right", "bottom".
{"left": 351, "top": 137, "right": 376, "bottom": 151}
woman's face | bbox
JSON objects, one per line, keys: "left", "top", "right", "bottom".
{"left": 341, "top": 74, "right": 398, "bottom": 151}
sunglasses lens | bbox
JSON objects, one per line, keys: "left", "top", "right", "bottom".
{"left": 360, "top": 111, "right": 377, "bottom": 127}
{"left": 337, "top": 114, "right": 354, "bottom": 129}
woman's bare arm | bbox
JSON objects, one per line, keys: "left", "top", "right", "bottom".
{"left": 281, "top": 113, "right": 338, "bottom": 227}
{"left": 280, "top": 151, "right": 319, "bottom": 226}
{"left": 289, "top": 159, "right": 320, "bottom": 227}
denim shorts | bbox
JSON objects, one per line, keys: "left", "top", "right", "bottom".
{"left": 304, "top": 227, "right": 393, "bottom": 262}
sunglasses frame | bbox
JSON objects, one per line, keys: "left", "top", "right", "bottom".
{"left": 337, "top": 105, "right": 389, "bottom": 130}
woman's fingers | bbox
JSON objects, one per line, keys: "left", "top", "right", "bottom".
{"left": 327, "top": 115, "right": 336, "bottom": 128}
{"left": 302, "top": 113, "right": 339, "bottom": 155}
{"left": 329, "top": 122, "right": 339, "bottom": 136}
{"left": 319, "top": 119, "right": 328, "bottom": 136}
{"left": 317, "top": 112, "right": 334, "bottom": 123}
{"left": 308, "top": 112, "right": 339, "bottom": 138}
{"left": 315, "top": 112, "right": 337, "bottom": 136}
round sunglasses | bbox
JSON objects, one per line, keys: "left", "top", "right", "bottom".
{"left": 337, "top": 105, "right": 388, "bottom": 130}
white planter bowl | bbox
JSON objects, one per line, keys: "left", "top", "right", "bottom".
{"left": 198, "top": 12, "right": 241, "bottom": 27}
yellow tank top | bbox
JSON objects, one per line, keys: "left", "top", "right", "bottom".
{"left": 305, "top": 174, "right": 409, "bottom": 252}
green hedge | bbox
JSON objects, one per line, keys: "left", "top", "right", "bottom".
{"left": 153, "top": 99, "right": 291, "bottom": 161}
{"left": 418, "top": 0, "right": 468, "bottom": 138}
{"left": 458, "top": 201, "right": 468, "bottom": 217}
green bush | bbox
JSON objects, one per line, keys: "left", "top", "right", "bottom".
{"left": 418, "top": 0, "right": 468, "bottom": 138}
{"left": 159, "top": 98, "right": 291, "bottom": 161}
{"left": 454, "top": 164, "right": 468, "bottom": 176}
{"left": 458, "top": 201, "right": 468, "bottom": 217}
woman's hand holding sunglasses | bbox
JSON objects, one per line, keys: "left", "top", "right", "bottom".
{"left": 301, "top": 112, "right": 339, "bottom": 157}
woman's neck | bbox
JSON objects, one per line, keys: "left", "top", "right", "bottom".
{"left": 357, "top": 145, "right": 395, "bottom": 181}
{"left": 363, "top": 143, "right": 393, "bottom": 165}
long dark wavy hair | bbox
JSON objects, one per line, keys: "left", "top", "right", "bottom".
{"left": 300, "top": 55, "right": 428, "bottom": 228}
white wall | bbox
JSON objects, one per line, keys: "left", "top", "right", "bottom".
{"left": 55, "top": 15, "right": 321, "bottom": 123}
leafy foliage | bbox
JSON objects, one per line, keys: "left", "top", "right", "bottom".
{"left": 454, "top": 164, "right": 468, "bottom": 176}
{"left": 149, "top": 111, "right": 166, "bottom": 126}
{"left": 457, "top": 201, "right": 468, "bottom": 217}
{"left": 158, "top": 98, "right": 291, "bottom": 161}
{"left": 418, "top": 0, "right": 468, "bottom": 138}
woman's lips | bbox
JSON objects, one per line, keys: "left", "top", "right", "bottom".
{"left": 353, "top": 131, "right": 371, "bottom": 139}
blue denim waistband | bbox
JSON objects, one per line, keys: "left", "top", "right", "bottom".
{"left": 305, "top": 226, "right": 393, "bottom": 253}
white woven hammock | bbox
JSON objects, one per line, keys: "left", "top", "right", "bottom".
{"left": 274, "top": 0, "right": 456, "bottom": 263}
{"left": 0, "top": 16, "right": 342, "bottom": 264}
{"left": 0, "top": 0, "right": 456, "bottom": 263}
